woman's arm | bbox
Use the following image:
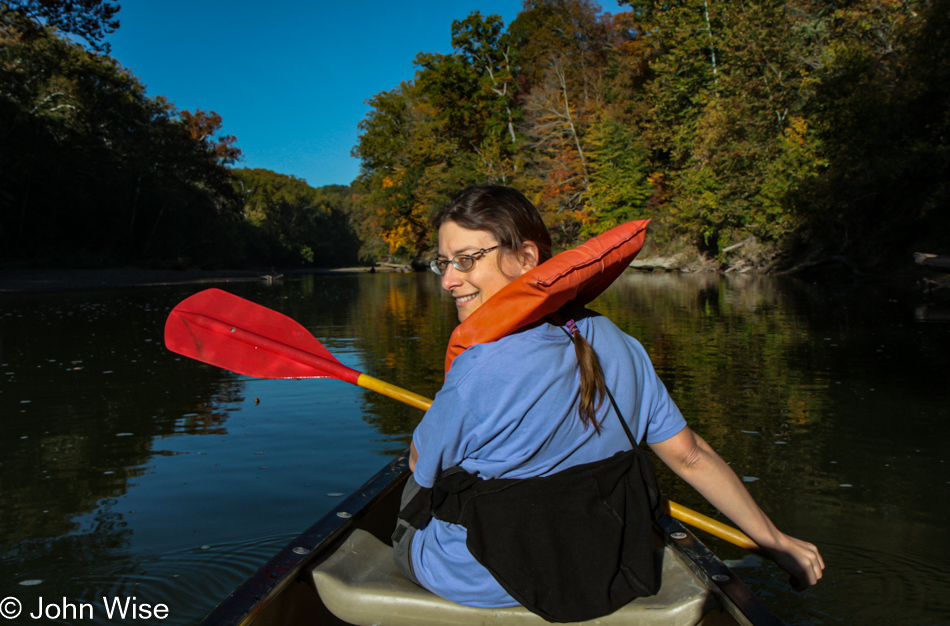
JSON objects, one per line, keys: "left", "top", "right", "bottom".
{"left": 410, "top": 441, "right": 419, "bottom": 472}
{"left": 649, "top": 426, "right": 825, "bottom": 590}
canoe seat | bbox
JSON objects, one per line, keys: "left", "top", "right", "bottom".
{"left": 312, "top": 529, "right": 718, "bottom": 626}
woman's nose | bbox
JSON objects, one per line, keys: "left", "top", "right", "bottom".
{"left": 441, "top": 265, "right": 462, "bottom": 291}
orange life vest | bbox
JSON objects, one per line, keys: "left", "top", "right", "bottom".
{"left": 444, "top": 220, "right": 650, "bottom": 373}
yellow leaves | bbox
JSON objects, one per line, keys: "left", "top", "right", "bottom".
{"left": 244, "top": 206, "right": 266, "bottom": 227}
{"left": 777, "top": 116, "right": 827, "bottom": 175}
{"left": 785, "top": 116, "right": 810, "bottom": 147}
{"left": 382, "top": 210, "right": 425, "bottom": 254}
{"left": 378, "top": 173, "right": 431, "bottom": 255}
{"left": 381, "top": 176, "right": 397, "bottom": 189}
{"left": 382, "top": 221, "right": 415, "bottom": 255}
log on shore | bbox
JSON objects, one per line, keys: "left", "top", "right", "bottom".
{"left": 914, "top": 252, "right": 950, "bottom": 273}
{"left": 915, "top": 306, "right": 950, "bottom": 322}
{"left": 629, "top": 256, "right": 681, "bottom": 271}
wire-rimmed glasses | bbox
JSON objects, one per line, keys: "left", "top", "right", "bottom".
{"left": 429, "top": 246, "right": 499, "bottom": 275}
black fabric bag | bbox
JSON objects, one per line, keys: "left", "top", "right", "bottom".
{"left": 428, "top": 447, "right": 662, "bottom": 623}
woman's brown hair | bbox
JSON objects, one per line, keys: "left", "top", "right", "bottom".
{"left": 563, "top": 317, "right": 607, "bottom": 433}
{"left": 434, "top": 185, "right": 553, "bottom": 263}
{"left": 435, "top": 185, "right": 607, "bottom": 432}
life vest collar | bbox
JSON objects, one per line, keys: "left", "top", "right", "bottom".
{"left": 444, "top": 219, "right": 650, "bottom": 374}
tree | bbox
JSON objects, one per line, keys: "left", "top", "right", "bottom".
{"left": 794, "top": 0, "right": 949, "bottom": 261}
{"left": 509, "top": 0, "right": 613, "bottom": 99}
{"left": 451, "top": 12, "right": 520, "bottom": 147}
{"left": 352, "top": 21, "right": 517, "bottom": 260}
{"left": 180, "top": 109, "right": 242, "bottom": 165}
{"left": 351, "top": 0, "right": 949, "bottom": 268}
{"left": 581, "top": 115, "right": 653, "bottom": 238}
{"left": 233, "top": 168, "right": 360, "bottom": 267}
{"left": 351, "top": 84, "right": 440, "bottom": 258}
{"left": 611, "top": 0, "right": 826, "bottom": 255}
{"left": 0, "top": 16, "right": 246, "bottom": 267}
{"left": 1, "top": 0, "right": 120, "bottom": 52}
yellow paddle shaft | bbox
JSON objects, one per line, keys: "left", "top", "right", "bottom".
{"left": 357, "top": 373, "right": 433, "bottom": 412}
{"left": 356, "top": 373, "right": 760, "bottom": 552}
{"left": 666, "top": 501, "right": 760, "bottom": 551}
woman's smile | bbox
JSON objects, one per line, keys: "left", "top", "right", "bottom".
{"left": 437, "top": 221, "right": 536, "bottom": 322}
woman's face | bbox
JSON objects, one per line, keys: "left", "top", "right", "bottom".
{"left": 437, "top": 221, "right": 537, "bottom": 322}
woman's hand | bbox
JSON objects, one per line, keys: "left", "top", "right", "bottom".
{"left": 757, "top": 532, "right": 825, "bottom": 591}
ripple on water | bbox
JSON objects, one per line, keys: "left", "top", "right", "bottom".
{"left": 66, "top": 534, "right": 294, "bottom": 624}
{"left": 730, "top": 538, "right": 950, "bottom": 625}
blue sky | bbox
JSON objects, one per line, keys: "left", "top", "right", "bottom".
{"left": 107, "top": 1, "right": 533, "bottom": 188}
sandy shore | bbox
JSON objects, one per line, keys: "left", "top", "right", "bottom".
{"left": 0, "top": 264, "right": 413, "bottom": 294}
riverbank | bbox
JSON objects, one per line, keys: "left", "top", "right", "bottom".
{"left": 2, "top": 258, "right": 947, "bottom": 302}
{"left": 0, "top": 264, "right": 412, "bottom": 294}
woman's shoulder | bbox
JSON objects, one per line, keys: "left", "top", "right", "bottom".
{"left": 579, "top": 310, "right": 631, "bottom": 338}
{"left": 447, "top": 323, "right": 568, "bottom": 382}
{"left": 581, "top": 313, "right": 651, "bottom": 360}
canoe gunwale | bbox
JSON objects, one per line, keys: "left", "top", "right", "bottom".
{"left": 655, "top": 513, "right": 784, "bottom": 626}
{"left": 199, "top": 453, "right": 410, "bottom": 626}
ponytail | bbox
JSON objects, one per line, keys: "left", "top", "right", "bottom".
{"left": 564, "top": 319, "right": 607, "bottom": 433}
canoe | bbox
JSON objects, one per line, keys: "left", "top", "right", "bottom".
{"left": 200, "top": 451, "right": 784, "bottom": 626}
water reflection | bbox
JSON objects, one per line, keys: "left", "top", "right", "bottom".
{"left": 587, "top": 273, "right": 950, "bottom": 625}
{"left": 2, "top": 291, "right": 233, "bottom": 545}
{"left": 1, "top": 273, "right": 948, "bottom": 625}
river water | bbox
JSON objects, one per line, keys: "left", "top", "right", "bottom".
{"left": 1, "top": 272, "right": 947, "bottom": 625}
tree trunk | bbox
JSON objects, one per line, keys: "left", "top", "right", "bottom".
{"left": 17, "top": 183, "right": 30, "bottom": 240}
{"left": 129, "top": 173, "right": 143, "bottom": 240}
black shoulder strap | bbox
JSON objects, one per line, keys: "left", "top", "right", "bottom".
{"left": 604, "top": 386, "right": 638, "bottom": 449}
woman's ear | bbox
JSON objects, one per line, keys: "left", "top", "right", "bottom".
{"left": 519, "top": 241, "right": 541, "bottom": 273}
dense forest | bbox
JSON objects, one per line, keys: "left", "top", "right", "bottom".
{"left": 353, "top": 0, "right": 950, "bottom": 271}
{"left": 3, "top": 0, "right": 948, "bottom": 272}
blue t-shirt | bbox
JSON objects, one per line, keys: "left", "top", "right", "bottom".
{"left": 410, "top": 314, "right": 687, "bottom": 607}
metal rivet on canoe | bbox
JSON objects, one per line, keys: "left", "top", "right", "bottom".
{"left": 336, "top": 512, "right": 352, "bottom": 518}
{"left": 230, "top": 327, "right": 236, "bottom": 332}
{"left": 292, "top": 547, "right": 310, "bottom": 555}
{"left": 670, "top": 532, "right": 687, "bottom": 540}
{"left": 712, "top": 574, "right": 730, "bottom": 582}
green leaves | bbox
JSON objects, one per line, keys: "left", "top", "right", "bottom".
{"left": 581, "top": 116, "right": 652, "bottom": 238}
{"left": 2, "top": 0, "right": 121, "bottom": 53}
{"left": 353, "top": 0, "right": 949, "bottom": 267}
{"left": 233, "top": 169, "right": 360, "bottom": 267}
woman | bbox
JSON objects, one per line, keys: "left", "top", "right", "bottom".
{"left": 402, "top": 185, "right": 824, "bottom": 615}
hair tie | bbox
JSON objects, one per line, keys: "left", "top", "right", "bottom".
{"left": 565, "top": 319, "right": 579, "bottom": 336}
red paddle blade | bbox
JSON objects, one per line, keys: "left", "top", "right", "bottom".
{"left": 164, "top": 288, "right": 361, "bottom": 384}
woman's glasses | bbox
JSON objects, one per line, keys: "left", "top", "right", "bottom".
{"left": 429, "top": 246, "right": 499, "bottom": 275}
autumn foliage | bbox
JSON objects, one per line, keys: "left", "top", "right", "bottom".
{"left": 353, "top": 0, "right": 950, "bottom": 269}
{"left": 3, "top": 0, "right": 948, "bottom": 271}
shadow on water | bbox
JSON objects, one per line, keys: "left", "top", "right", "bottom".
{"left": 1, "top": 271, "right": 948, "bottom": 624}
